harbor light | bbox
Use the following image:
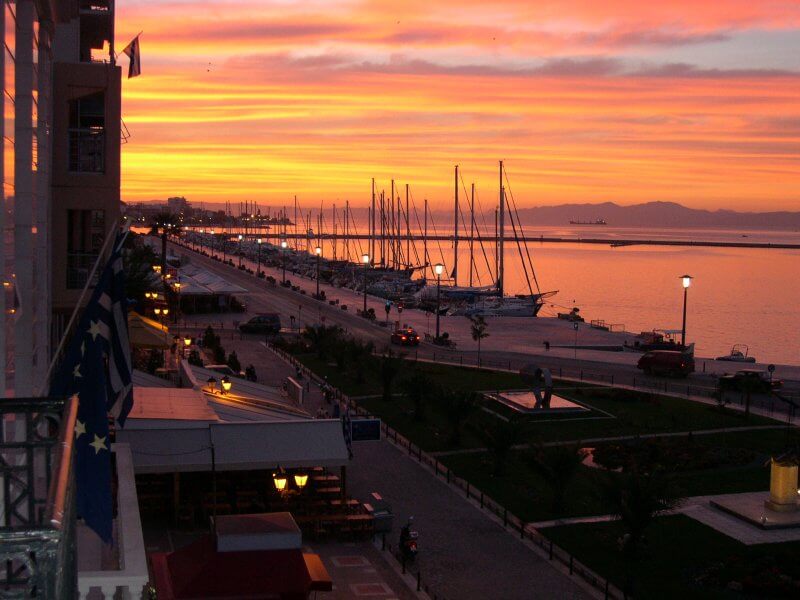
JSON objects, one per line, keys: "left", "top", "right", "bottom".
{"left": 183, "top": 336, "right": 192, "bottom": 347}
{"left": 238, "top": 234, "right": 243, "bottom": 240}
{"left": 154, "top": 308, "right": 161, "bottom": 316}
{"left": 294, "top": 473, "right": 308, "bottom": 489}
{"left": 682, "top": 274, "right": 693, "bottom": 289}
{"left": 162, "top": 308, "right": 169, "bottom": 317}
{"left": 280, "top": 240, "right": 288, "bottom": 249}
{"left": 206, "top": 377, "right": 217, "bottom": 393}
{"left": 314, "top": 246, "right": 323, "bottom": 298}
{"left": 221, "top": 376, "right": 232, "bottom": 394}
{"left": 434, "top": 263, "right": 444, "bottom": 276}
{"left": 315, "top": 246, "right": 322, "bottom": 256}
{"left": 362, "top": 253, "right": 370, "bottom": 264}
{"left": 257, "top": 238, "right": 262, "bottom": 244}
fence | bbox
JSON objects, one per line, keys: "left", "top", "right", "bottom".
{"left": 265, "top": 343, "right": 627, "bottom": 599}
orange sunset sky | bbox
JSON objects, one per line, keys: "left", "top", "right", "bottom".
{"left": 116, "top": 0, "right": 800, "bottom": 211}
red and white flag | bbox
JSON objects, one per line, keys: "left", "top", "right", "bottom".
{"left": 120, "top": 35, "right": 141, "bottom": 78}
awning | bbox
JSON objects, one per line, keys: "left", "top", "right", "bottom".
{"left": 128, "top": 312, "right": 170, "bottom": 348}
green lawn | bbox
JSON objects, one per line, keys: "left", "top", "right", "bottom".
{"left": 542, "top": 515, "right": 800, "bottom": 599}
{"left": 438, "top": 429, "right": 799, "bottom": 522}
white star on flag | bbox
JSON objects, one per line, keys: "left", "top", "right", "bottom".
{"left": 75, "top": 420, "right": 86, "bottom": 438}
{"left": 90, "top": 434, "right": 108, "bottom": 454}
{"left": 88, "top": 320, "right": 103, "bottom": 340}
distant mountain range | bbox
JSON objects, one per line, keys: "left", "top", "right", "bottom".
{"left": 513, "top": 201, "right": 800, "bottom": 230}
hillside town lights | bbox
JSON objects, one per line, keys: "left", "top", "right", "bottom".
{"left": 680, "top": 274, "right": 693, "bottom": 347}
{"left": 434, "top": 263, "right": 444, "bottom": 339}
{"left": 362, "top": 253, "right": 370, "bottom": 313}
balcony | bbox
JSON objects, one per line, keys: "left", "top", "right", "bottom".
{"left": 78, "top": 444, "right": 149, "bottom": 599}
{"left": 69, "top": 128, "right": 105, "bottom": 173}
{"left": 0, "top": 396, "right": 79, "bottom": 598}
{"left": 67, "top": 252, "right": 101, "bottom": 290}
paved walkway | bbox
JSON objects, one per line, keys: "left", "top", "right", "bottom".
{"left": 346, "top": 440, "right": 590, "bottom": 600}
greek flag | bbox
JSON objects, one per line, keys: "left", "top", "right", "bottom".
{"left": 121, "top": 35, "right": 142, "bottom": 78}
{"left": 50, "top": 231, "right": 134, "bottom": 543}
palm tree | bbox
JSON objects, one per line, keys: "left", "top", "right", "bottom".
{"left": 400, "top": 369, "right": 435, "bottom": 422}
{"left": 469, "top": 315, "right": 489, "bottom": 365}
{"left": 481, "top": 415, "right": 524, "bottom": 476}
{"left": 122, "top": 234, "right": 159, "bottom": 302}
{"left": 527, "top": 445, "right": 588, "bottom": 514}
{"left": 149, "top": 211, "right": 181, "bottom": 273}
{"left": 599, "top": 469, "right": 682, "bottom": 556}
{"left": 441, "top": 389, "right": 477, "bottom": 446}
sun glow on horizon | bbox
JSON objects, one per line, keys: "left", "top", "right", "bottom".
{"left": 117, "top": 1, "right": 800, "bottom": 211}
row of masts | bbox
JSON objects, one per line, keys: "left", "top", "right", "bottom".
{"left": 205, "top": 161, "right": 539, "bottom": 297}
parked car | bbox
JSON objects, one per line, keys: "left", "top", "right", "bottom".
{"left": 636, "top": 350, "right": 695, "bottom": 378}
{"left": 390, "top": 327, "right": 420, "bottom": 346}
{"left": 204, "top": 364, "right": 246, "bottom": 378}
{"left": 239, "top": 313, "right": 281, "bottom": 335}
{"left": 718, "top": 369, "right": 782, "bottom": 393}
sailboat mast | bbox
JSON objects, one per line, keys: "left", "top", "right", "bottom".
{"left": 344, "top": 201, "right": 350, "bottom": 262}
{"left": 371, "top": 178, "right": 376, "bottom": 263}
{"left": 453, "top": 165, "right": 459, "bottom": 286}
{"left": 294, "top": 196, "right": 299, "bottom": 250}
{"left": 332, "top": 203, "right": 337, "bottom": 260}
{"left": 405, "top": 184, "right": 410, "bottom": 270}
{"left": 469, "top": 182, "right": 475, "bottom": 287}
{"left": 380, "top": 191, "right": 385, "bottom": 266}
{"left": 423, "top": 199, "right": 429, "bottom": 278}
{"left": 498, "top": 160, "right": 505, "bottom": 297}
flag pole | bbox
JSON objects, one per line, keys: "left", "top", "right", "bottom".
{"left": 39, "top": 219, "right": 127, "bottom": 395}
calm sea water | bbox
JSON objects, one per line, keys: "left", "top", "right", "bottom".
{"left": 178, "top": 223, "right": 800, "bottom": 365}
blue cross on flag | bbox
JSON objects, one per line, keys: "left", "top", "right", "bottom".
{"left": 50, "top": 231, "right": 133, "bottom": 543}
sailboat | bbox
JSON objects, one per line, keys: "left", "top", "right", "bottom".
{"left": 417, "top": 161, "right": 557, "bottom": 317}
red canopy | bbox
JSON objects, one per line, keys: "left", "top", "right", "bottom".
{"left": 150, "top": 535, "right": 332, "bottom": 599}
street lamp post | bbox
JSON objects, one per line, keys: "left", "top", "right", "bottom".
{"left": 256, "top": 238, "right": 263, "bottom": 276}
{"left": 573, "top": 321, "right": 579, "bottom": 361}
{"left": 237, "top": 234, "right": 244, "bottom": 267}
{"left": 434, "top": 263, "right": 444, "bottom": 339}
{"left": 680, "top": 274, "right": 693, "bottom": 348}
{"left": 362, "top": 254, "right": 370, "bottom": 314}
{"left": 280, "top": 239, "right": 288, "bottom": 283}
{"left": 174, "top": 281, "right": 182, "bottom": 325}
{"left": 315, "top": 246, "right": 322, "bottom": 298}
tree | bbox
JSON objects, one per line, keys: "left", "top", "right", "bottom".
{"left": 481, "top": 416, "right": 524, "bottom": 476}
{"left": 377, "top": 350, "right": 403, "bottom": 402}
{"left": 440, "top": 389, "right": 477, "bottom": 446}
{"left": 122, "top": 233, "right": 159, "bottom": 302}
{"left": 227, "top": 351, "right": 241, "bottom": 373}
{"left": 400, "top": 369, "right": 435, "bottom": 422}
{"left": 469, "top": 315, "right": 489, "bottom": 365}
{"left": 599, "top": 469, "right": 682, "bottom": 556}
{"left": 527, "top": 445, "right": 588, "bottom": 514}
{"left": 301, "top": 324, "right": 343, "bottom": 359}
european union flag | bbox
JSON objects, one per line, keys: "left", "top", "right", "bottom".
{"left": 50, "top": 232, "right": 133, "bottom": 543}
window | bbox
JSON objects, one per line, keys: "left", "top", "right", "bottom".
{"left": 68, "top": 91, "right": 104, "bottom": 173}
{"left": 66, "top": 209, "right": 105, "bottom": 289}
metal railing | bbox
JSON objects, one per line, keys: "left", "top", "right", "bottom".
{"left": 0, "top": 395, "right": 79, "bottom": 598}
{"left": 68, "top": 128, "right": 105, "bottom": 173}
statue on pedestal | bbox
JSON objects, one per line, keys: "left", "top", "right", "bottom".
{"left": 520, "top": 364, "right": 553, "bottom": 409}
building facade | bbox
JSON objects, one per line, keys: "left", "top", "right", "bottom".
{"left": 1, "top": 0, "right": 120, "bottom": 396}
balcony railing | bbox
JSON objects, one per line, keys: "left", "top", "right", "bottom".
{"left": 0, "top": 395, "right": 79, "bottom": 598}
{"left": 68, "top": 128, "right": 105, "bottom": 173}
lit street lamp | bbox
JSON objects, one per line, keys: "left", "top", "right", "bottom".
{"left": 573, "top": 321, "right": 579, "bottom": 361}
{"left": 362, "top": 254, "right": 370, "bottom": 313}
{"left": 280, "top": 238, "right": 288, "bottom": 283}
{"left": 680, "top": 274, "right": 693, "bottom": 348}
{"left": 256, "top": 238, "right": 263, "bottom": 276}
{"left": 237, "top": 234, "right": 244, "bottom": 266}
{"left": 434, "top": 263, "right": 444, "bottom": 339}
{"left": 314, "top": 246, "right": 322, "bottom": 298}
